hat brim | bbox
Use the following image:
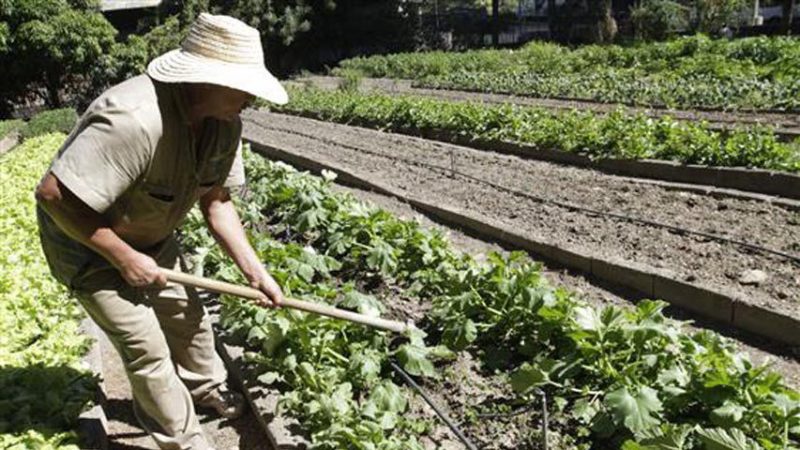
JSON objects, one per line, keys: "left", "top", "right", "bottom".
{"left": 147, "top": 49, "right": 288, "bottom": 105}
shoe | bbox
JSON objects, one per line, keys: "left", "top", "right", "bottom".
{"left": 197, "top": 384, "right": 246, "bottom": 419}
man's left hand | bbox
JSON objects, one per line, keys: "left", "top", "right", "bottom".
{"left": 248, "top": 270, "right": 284, "bottom": 308}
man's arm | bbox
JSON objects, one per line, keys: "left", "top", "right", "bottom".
{"left": 199, "top": 185, "right": 284, "bottom": 307}
{"left": 35, "top": 172, "right": 167, "bottom": 287}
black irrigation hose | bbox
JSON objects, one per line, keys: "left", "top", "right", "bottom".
{"left": 389, "top": 360, "right": 480, "bottom": 450}
{"left": 247, "top": 119, "right": 800, "bottom": 266}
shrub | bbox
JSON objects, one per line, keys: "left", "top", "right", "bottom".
{"left": 21, "top": 108, "right": 78, "bottom": 140}
{"left": 0, "top": 119, "right": 24, "bottom": 140}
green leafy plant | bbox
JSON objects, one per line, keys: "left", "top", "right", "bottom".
{"left": 178, "top": 149, "right": 800, "bottom": 448}
{"left": 274, "top": 87, "right": 800, "bottom": 172}
{"left": 0, "top": 133, "right": 95, "bottom": 448}
{"left": 20, "top": 108, "right": 77, "bottom": 140}
{"left": 0, "top": 119, "right": 23, "bottom": 140}
{"left": 333, "top": 35, "right": 800, "bottom": 112}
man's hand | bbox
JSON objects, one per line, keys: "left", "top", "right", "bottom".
{"left": 116, "top": 251, "right": 168, "bottom": 288}
{"left": 248, "top": 269, "right": 284, "bottom": 308}
{"left": 200, "top": 185, "right": 285, "bottom": 308}
{"left": 36, "top": 172, "right": 164, "bottom": 287}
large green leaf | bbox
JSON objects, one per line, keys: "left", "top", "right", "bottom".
{"left": 395, "top": 344, "right": 436, "bottom": 378}
{"left": 709, "top": 402, "right": 745, "bottom": 427}
{"left": 605, "top": 386, "right": 663, "bottom": 434}
{"left": 696, "top": 427, "right": 759, "bottom": 450}
{"left": 441, "top": 318, "right": 477, "bottom": 351}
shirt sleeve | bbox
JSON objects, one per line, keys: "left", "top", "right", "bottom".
{"left": 222, "top": 139, "right": 246, "bottom": 189}
{"left": 49, "top": 107, "right": 151, "bottom": 214}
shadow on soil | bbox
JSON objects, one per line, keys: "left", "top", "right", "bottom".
{"left": 0, "top": 363, "right": 97, "bottom": 444}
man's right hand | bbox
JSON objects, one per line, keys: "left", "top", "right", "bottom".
{"left": 37, "top": 172, "right": 168, "bottom": 288}
{"left": 116, "top": 251, "right": 168, "bottom": 287}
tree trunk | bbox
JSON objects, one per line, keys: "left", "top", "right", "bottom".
{"left": 44, "top": 72, "right": 62, "bottom": 109}
{"left": 492, "top": 0, "right": 500, "bottom": 46}
{"left": 588, "top": 0, "right": 617, "bottom": 43}
{"left": 547, "top": 0, "right": 557, "bottom": 38}
{"left": 782, "top": 0, "right": 795, "bottom": 34}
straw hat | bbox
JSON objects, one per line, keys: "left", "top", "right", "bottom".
{"left": 147, "top": 13, "right": 288, "bottom": 105}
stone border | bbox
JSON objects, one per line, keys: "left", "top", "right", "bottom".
{"left": 0, "top": 131, "right": 20, "bottom": 156}
{"left": 208, "top": 304, "right": 310, "bottom": 450}
{"left": 78, "top": 318, "right": 109, "bottom": 450}
{"left": 278, "top": 110, "right": 800, "bottom": 202}
{"left": 246, "top": 139, "right": 800, "bottom": 348}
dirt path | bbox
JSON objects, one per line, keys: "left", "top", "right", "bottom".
{"left": 99, "top": 326, "right": 266, "bottom": 450}
{"left": 243, "top": 110, "right": 800, "bottom": 329}
{"left": 295, "top": 76, "right": 800, "bottom": 139}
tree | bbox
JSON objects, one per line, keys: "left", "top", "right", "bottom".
{"left": 629, "top": 0, "right": 690, "bottom": 40}
{"left": 591, "top": 0, "right": 617, "bottom": 42}
{"left": 781, "top": 0, "right": 795, "bottom": 34}
{"left": 0, "top": 0, "right": 118, "bottom": 115}
{"left": 491, "top": 0, "right": 499, "bottom": 45}
{"left": 690, "top": 0, "right": 748, "bottom": 33}
{"left": 211, "top": 0, "right": 413, "bottom": 74}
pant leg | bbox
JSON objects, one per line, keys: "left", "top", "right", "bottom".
{"left": 147, "top": 237, "right": 227, "bottom": 401}
{"left": 74, "top": 267, "right": 211, "bottom": 450}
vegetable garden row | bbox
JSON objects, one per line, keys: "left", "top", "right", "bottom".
{"left": 0, "top": 133, "right": 95, "bottom": 449}
{"left": 272, "top": 87, "right": 800, "bottom": 172}
{"left": 334, "top": 35, "right": 800, "bottom": 113}
{"left": 179, "top": 148, "right": 800, "bottom": 449}
{"left": 3, "top": 127, "right": 800, "bottom": 448}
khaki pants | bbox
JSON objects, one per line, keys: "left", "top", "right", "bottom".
{"left": 72, "top": 238, "right": 226, "bottom": 450}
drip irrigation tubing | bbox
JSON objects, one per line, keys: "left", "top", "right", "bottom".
{"left": 246, "top": 118, "right": 800, "bottom": 266}
{"left": 389, "top": 360, "right": 479, "bottom": 450}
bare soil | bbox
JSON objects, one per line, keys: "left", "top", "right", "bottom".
{"left": 99, "top": 322, "right": 265, "bottom": 450}
{"left": 243, "top": 111, "right": 800, "bottom": 324}
{"left": 294, "top": 76, "right": 800, "bottom": 139}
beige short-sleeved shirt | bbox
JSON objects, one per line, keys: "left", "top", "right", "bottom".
{"left": 38, "top": 74, "right": 245, "bottom": 288}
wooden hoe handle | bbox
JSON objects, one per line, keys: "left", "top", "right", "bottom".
{"left": 162, "top": 268, "right": 409, "bottom": 334}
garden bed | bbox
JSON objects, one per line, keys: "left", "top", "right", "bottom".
{"left": 269, "top": 87, "right": 800, "bottom": 200}
{"left": 294, "top": 75, "right": 800, "bottom": 140}
{"left": 176, "top": 142, "right": 800, "bottom": 449}
{"left": 332, "top": 35, "right": 800, "bottom": 113}
{"left": 0, "top": 134, "right": 97, "bottom": 449}
{"left": 243, "top": 111, "right": 800, "bottom": 325}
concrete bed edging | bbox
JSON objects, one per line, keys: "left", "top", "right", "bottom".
{"left": 246, "top": 139, "right": 800, "bottom": 348}
{"left": 208, "top": 306, "right": 310, "bottom": 450}
{"left": 276, "top": 110, "right": 800, "bottom": 202}
{"left": 78, "top": 318, "right": 109, "bottom": 450}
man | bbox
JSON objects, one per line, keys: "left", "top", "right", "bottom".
{"left": 35, "top": 13, "right": 286, "bottom": 450}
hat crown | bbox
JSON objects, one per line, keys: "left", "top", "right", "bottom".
{"left": 181, "top": 13, "right": 264, "bottom": 66}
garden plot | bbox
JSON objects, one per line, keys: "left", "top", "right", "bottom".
{"left": 242, "top": 111, "right": 800, "bottom": 333}
{"left": 295, "top": 76, "right": 800, "bottom": 140}
{"left": 0, "top": 134, "right": 96, "bottom": 449}
{"left": 331, "top": 184, "right": 800, "bottom": 387}
{"left": 176, "top": 146, "right": 800, "bottom": 449}
{"left": 332, "top": 35, "right": 800, "bottom": 113}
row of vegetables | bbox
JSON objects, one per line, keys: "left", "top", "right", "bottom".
{"left": 179, "top": 148, "right": 800, "bottom": 449}
{"left": 333, "top": 35, "right": 800, "bottom": 112}
{"left": 0, "top": 134, "right": 96, "bottom": 449}
{"left": 271, "top": 86, "right": 800, "bottom": 172}
{"left": 4, "top": 129, "right": 800, "bottom": 449}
